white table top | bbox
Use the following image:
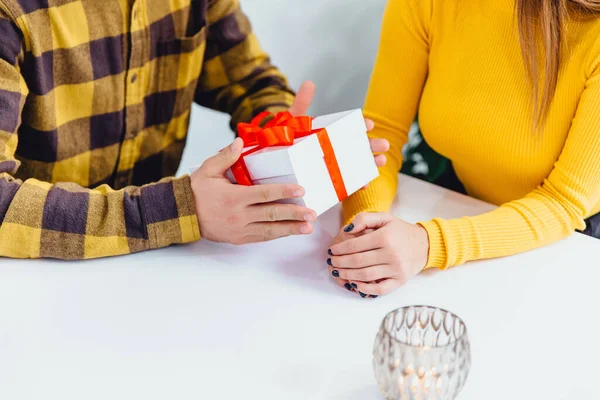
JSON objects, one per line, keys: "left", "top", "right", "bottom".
{"left": 0, "top": 175, "right": 598, "bottom": 400}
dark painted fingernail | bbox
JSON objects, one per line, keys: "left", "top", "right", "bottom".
{"left": 327, "top": 258, "right": 332, "bottom": 266}
{"left": 344, "top": 283, "right": 352, "bottom": 291}
{"left": 359, "top": 292, "right": 367, "bottom": 298}
{"left": 327, "top": 249, "right": 333, "bottom": 256}
{"left": 371, "top": 295, "right": 379, "bottom": 299}
{"left": 332, "top": 270, "right": 339, "bottom": 278}
{"left": 351, "top": 283, "right": 358, "bottom": 289}
{"left": 344, "top": 223, "right": 355, "bottom": 233}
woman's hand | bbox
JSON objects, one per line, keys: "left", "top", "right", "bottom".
{"left": 327, "top": 212, "right": 430, "bottom": 298}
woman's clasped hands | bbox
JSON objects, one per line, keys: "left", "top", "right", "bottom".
{"left": 327, "top": 212, "right": 430, "bottom": 298}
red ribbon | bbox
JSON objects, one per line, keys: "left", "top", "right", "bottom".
{"left": 231, "top": 111, "right": 348, "bottom": 201}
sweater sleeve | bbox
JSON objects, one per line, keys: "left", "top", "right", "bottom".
{"left": 342, "top": 0, "right": 432, "bottom": 223}
{"left": 420, "top": 57, "right": 600, "bottom": 269}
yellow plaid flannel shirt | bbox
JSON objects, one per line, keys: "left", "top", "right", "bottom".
{"left": 0, "top": 0, "right": 295, "bottom": 259}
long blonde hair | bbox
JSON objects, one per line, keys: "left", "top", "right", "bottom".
{"left": 517, "top": 0, "right": 600, "bottom": 128}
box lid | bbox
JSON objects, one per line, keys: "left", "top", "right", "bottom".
{"left": 312, "top": 109, "right": 361, "bottom": 130}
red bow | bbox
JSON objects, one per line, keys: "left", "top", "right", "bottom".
{"left": 231, "top": 111, "right": 348, "bottom": 201}
{"left": 237, "top": 111, "right": 313, "bottom": 148}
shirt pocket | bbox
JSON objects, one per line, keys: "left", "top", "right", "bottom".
{"left": 151, "top": 25, "right": 208, "bottom": 126}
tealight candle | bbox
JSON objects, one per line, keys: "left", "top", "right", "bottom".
{"left": 373, "top": 306, "right": 471, "bottom": 400}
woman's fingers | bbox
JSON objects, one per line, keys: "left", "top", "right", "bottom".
{"left": 331, "top": 275, "right": 355, "bottom": 292}
{"left": 362, "top": 137, "right": 388, "bottom": 189}
{"left": 351, "top": 279, "right": 405, "bottom": 297}
{"left": 328, "top": 248, "right": 387, "bottom": 268}
{"left": 362, "top": 155, "right": 387, "bottom": 188}
{"left": 330, "top": 232, "right": 347, "bottom": 247}
{"left": 340, "top": 212, "right": 395, "bottom": 237}
{"left": 369, "top": 138, "right": 390, "bottom": 153}
{"left": 329, "top": 264, "right": 392, "bottom": 283}
{"left": 374, "top": 153, "right": 387, "bottom": 167}
{"left": 328, "top": 226, "right": 391, "bottom": 298}
{"left": 329, "top": 234, "right": 381, "bottom": 257}
{"left": 329, "top": 229, "right": 376, "bottom": 252}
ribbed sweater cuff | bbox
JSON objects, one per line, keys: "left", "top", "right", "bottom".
{"left": 418, "top": 219, "right": 448, "bottom": 270}
{"left": 342, "top": 174, "right": 397, "bottom": 224}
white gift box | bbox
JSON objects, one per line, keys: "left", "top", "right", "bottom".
{"left": 192, "top": 109, "right": 379, "bottom": 216}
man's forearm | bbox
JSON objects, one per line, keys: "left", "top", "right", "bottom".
{"left": 0, "top": 174, "right": 199, "bottom": 259}
{"left": 195, "top": 0, "right": 295, "bottom": 128}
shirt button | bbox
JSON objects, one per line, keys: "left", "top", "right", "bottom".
{"left": 131, "top": 74, "right": 138, "bottom": 83}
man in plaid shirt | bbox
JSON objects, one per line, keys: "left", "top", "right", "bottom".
{"left": 0, "top": 0, "right": 386, "bottom": 259}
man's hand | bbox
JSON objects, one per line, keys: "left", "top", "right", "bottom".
{"left": 289, "top": 81, "right": 389, "bottom": 173}
{"left": 191, "top": 138, "right": 316, "bottom": 245}
{"left": 288, "top": 80, "right": 317, "bottom": 117}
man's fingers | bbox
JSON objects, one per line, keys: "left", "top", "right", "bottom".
{"left": 288, "top": 81, "right": 315, "bottom": 116}
{"left": 369, "top": 138, "right": 389, "bottom": 153}
{"left": 243, "top": 184, "right": 305, "bottom": 204}
{"left": 329, "top": 264, "right": 392, "bottom": 283}
{"left": 201, "top": 138, "right": 244, "bottom": 176}
{"left": 246, "top": 221, "right": 313, "bottom": 241}
{"left": 351, "top": 278, "right": 405, "bottom": 297}
{"left": 365, "top": 118, "right": 375, "bottom": 131}
{"left": 248, "top": 203, "right": 316, "bottom": 223}
{"left": 328, "top": 248, "right": 386, "bottom": 268}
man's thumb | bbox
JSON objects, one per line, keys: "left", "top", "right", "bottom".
{"left": 204, "top": 138, "right": 244, "bottom": 175}
{"left": 288, "top": 80, "right": 315, "bottom": 117}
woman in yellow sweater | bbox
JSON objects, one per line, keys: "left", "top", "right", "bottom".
{"left": 327, "top": 0, "right": 600, "bottom": 297}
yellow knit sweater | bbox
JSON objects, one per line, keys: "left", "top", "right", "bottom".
{"left": 343, "top": 0, "right": 600, "bottom": 269}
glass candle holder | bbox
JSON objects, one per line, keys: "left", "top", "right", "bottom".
{"left": 373, "top": 306, "right": 471, "bottom": 400}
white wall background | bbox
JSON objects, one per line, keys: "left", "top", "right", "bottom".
{"left": 179, "top": 0, "right": 387, "bottom": 173}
